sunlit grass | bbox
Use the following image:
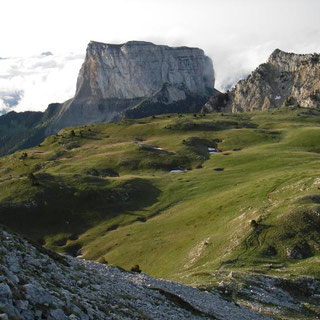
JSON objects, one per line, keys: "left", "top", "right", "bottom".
{"left": 0, "top": 107, "right": 320, "bottom": 284}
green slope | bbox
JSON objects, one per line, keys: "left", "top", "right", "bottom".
{"left": 0, "top": 107, "right": 320, "bottom": 285}
{"left": 0, "top": 111, "right": 45, "bottom": 156}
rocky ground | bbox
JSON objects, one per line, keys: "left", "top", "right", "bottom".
{"left": 213, "top": 271, "right": 320, "bottom": 319}
{"left": 0, "top": 227, "right": 319, "bottom": 319}
{"left": 0, "top": 228, "right": 269, "bottom": 319}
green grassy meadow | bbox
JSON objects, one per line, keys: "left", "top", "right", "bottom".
{"left": 0, "top": 107, "right": 320, "bottom": 285}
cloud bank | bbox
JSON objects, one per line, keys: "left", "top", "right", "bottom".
{"left": 0, "top": 53, "right": 84, "bottom": 114}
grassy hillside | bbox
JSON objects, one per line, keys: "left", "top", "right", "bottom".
{"left": 0, "top": 107, "right": 320, "bottom": 286}
{"left": 0, "top": 111, "right": 45, "bottom": 156}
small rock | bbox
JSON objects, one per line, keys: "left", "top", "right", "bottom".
{"left": 287, "top": 242, "right": 313, "bottom": 259}
{"left": 86, "top": 168, "right": 99, "bottom": 176}
{"left": 250, "top": 220, "right": 258, "bottom": 228}
{"left": 23, "top": 283, "right": 54, "bottom": 305}
{"left": 0, "top": 283, "right": 12, "bottom": 299}
{"left": 100, "top": 168, "right": 119, "bottom": 177}
{"left": 48, "top": 309, "right": 67, "bottom": 320}
{"left": 35, "top": 310, "right": 43, "bottom": 318}
{"left": 263, "top": 245, "right": 277, "bottom": 256}
{"left": 16, "top": 300, "right": 29, "bottom": 310}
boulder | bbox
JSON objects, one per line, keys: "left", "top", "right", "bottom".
{"left": 287, "top": 242, "right": 313, "bottom": 259}
{"left": 262, "top": 245, "right": 277, "bottom": 256}
{"left": 100, "top": 168, "right": 119, "bottom": 177}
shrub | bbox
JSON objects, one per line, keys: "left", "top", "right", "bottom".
{"left": 131, "top": 265, "right": 142, "bottom": 273}
{"left": 28, "top": 172, "right": 39, "bottom": 186}
{"left": 98, "top": 257, "right": 108, "bottom": 264}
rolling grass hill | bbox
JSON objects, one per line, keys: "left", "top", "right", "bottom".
{"left": 0, "top": 107, "right": 320, "bottom": 287}
{"left": 0, "top": 111, "right": 46, "bottom": 156}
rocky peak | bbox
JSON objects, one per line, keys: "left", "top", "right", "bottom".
{"left": 75, "top": 40, "right": 214, "bottom": 102}
{"left": 268, "top": 48, "right": 320, "bottom": 72}
{"left": 44, "top": 40, "right": 216, "bottom": 134}
{"left": 203, "top": 49, "right": 320, "bottom": 113}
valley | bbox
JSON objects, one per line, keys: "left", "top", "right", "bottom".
{"left": 0, "top": 107, "right": 319, "bottom": 289}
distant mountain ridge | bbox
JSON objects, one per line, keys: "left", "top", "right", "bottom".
{"left": 203, "top": 49, "right": 320, "bottom": 112}
{"left": 0, "top": 40, "right": 216, "bottom": 156}
{"left": 2, "top": 46, "right": 320, "bottom": 157}
{"left": 0, "top": 110, "right": 45, "bottom": 156}
{"left": 44, "top": 40, "right": 216, "bottom": 134}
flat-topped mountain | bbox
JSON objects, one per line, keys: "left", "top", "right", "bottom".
{"left": 0, "top": 41, "right": 216, "bottom": 156}
{"left": 46, "top": 40, "right": 216, "bottom": 134}
{"left": 77, "top": 40, "right": 214, "bottom": 101}
{"left": 203, "top": 49, "right": 320, "bottom": 113}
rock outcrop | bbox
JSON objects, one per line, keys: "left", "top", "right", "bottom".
{"left": 46, "top": 41, "right": 215, "bottom": 134}
{"left": 76, "top": 41, "right": 214, "bottom": 102}
{"left": 203, "top": 49, "right": 320, "bottom": 113}
{"left": 0, "top": 227, "right": 268, "bottom": 319}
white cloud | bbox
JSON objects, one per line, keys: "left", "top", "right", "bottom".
{"left": 0, "top": 100, "right": 12, "bottom": 115}
{"left": 0, "top": 53, "right": 84, "bottom": 113}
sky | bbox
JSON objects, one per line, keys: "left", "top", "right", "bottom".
{"left": 1, "top": 0, "right": 320, "bottom": 114}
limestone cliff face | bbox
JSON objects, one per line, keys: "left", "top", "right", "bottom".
{"left": 76, "top": 40, "right": 214, "bottom": 101}
{"left": 46, "top": 41, "right": 215, "bottom": 134}
{"left": 203, "top": 49, "right": 320, "bottom": 113}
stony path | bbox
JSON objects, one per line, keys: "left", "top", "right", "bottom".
{"left": 0, "top": 228, "right": 270, "bottom": 319}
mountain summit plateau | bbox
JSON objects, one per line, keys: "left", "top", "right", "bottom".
{"left": 46, "top": 40, "right": 215, "bottom": 133}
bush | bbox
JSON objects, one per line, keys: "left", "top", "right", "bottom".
{"left": 28, "top": 173, "right": 39, "bottom": 186}
{"left": 130, "top": 265, "right": 142, "bottom": 273}
{"left": 98, "top": 257, "right": 108, "bottom": 264}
